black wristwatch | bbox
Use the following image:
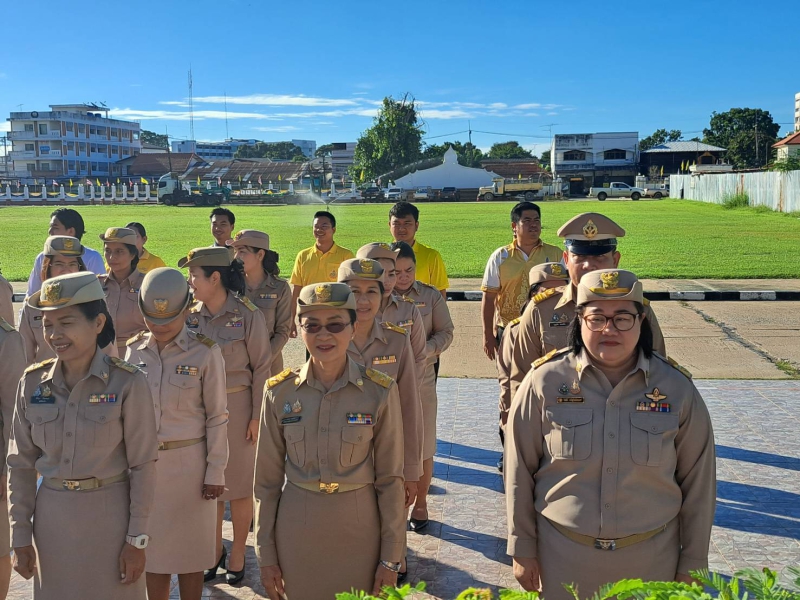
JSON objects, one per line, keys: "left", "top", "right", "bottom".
{"left": 380, "top": 560, "right": 402, "bottom": 573}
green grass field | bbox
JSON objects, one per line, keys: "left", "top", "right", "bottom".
{"left": 2, "top": 200, "right": 799, "bottom": 281}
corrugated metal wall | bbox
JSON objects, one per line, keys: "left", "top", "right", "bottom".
{"left": 669, "top": 172, "right": 800, "bottom": 212}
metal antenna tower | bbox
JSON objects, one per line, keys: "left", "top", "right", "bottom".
{"left": 188, "top": 66, "right": 195, "bottom": 141}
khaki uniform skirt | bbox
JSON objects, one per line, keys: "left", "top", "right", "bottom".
{"left": 537, "top": 514, "right": 679, "bottom": 600}
{"left": 219, "top": 388, "right": 255, "bottom": 501}
{"left": 276, "top": 482, "right": 380, "bottom": 599}
{"left": 32, "top": 480, "right": 145, "bottom": 600}
{"left": 147, "top": 441, "right": 217, "bottom": 574}
{"left": 420, "top": 364, "right": 438, "bottom": 460}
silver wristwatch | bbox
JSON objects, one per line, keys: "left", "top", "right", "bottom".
{"left": 126, "top": 534, "right": 150, "bottom": 549}
{"left": 380, "top": 560, "right": 402, "bottom": 573}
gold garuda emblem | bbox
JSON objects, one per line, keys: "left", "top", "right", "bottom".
{"left": 359, "top": 259, "right": 374, "bottom": 274}
{"left": 315, "top": 284, "right": 331, "bottom": 302}
{"left": 550, "top": 264, "right": 564, "bottom": 276}
{"left": 582, "top": 220, "right": 598, "bottom": 239}
{"left": 234, "top": 231, "right": 244, "bottom": 241}
{"left": 600, "top": 271, "right": 619, "bottom": 290}
{"left": 63, "top": 239, "right": 75, "bottom": 250}
{"left": 378, "top": 243, "right": 391, "bottom": 250}
{"left": 153, "top": 299, "right": 169, "bottom": 314}
{"left": 187, "top": 250, "right": 196, "bottom": 260}
{"left": 41, "top": 282, "right": 63, "bottom": 304}
{"left": 108, "top": 228, "right": 119, "bottom": 239}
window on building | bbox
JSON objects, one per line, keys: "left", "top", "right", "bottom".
{"left": 110, "top": 128, "right": 118, "bottom": 138}
{"left": 604, "top": 149, "right": 627, "bottom": 160}
{"left": 67, "top": 142, "right": 75, "bottom": 151}
{"left": 98, "top": 127, "right": 106, "bottom": 136}
{"left": 80, "top": 162, "right": 87, "bottom": 171}
{"left": 97, "top": 163, "right": 108, "bottom": 172}
{"left": 79, "top": 143, "right": 86, "bottom": 154}
{"left": 68, "top": 161, "right": 76, "bottom": 170}
{"left": 122, "top": 147, "right": 130, "bottom": 156}
{"left": 27, "top": 164, "right": 35, "bottom": 172}
{"left": 90, "top": 144, "right": 97, "bottom": 153}
{"left": 40, "top": 162, "right": 50, "bottom": 171}
{"left": 98, "top": 145, "right": 107, "bottom": 153}
{"left": 38, "top": 124, "right": 48, "bottom": 135}
{"left": 78, "top": 123, "right": 85, "bottom": 133}
{"left": 24, "top": 123, "right": 34, "bottom": 132}
{"left": 563, "top": 150, "right": 586, "bottom": 161}
{"left": 111, "top": 146, "right": 118, "bottom": 154}
{"left": 25, "top": 143, "right": 34, "bottom": 152}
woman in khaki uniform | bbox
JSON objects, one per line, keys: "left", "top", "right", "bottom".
{"left": 506, "top": 270, "right": 716, "bottom": 599}
{"left": 254, "top": 283, "right": 405, "bottom": 599}
{"left": 230, "top": 230, "right": 292, "bottom": 374}
{"left": 180, "top": 247, "right": 271, "bottom": 585}
{"left": 391, "top": 241, "right": 454, "bottom": 532}
{"left": 0, "top": 316, "right": 26, "bottom": 598}
{"left": 124, "top": 268, "right": 229, "bottom": 600}
{"left": 8, "top": 271, "right": 158, "bottom": 600}
{"left": 98, "top": 227, "right": 147, "bottom": 350}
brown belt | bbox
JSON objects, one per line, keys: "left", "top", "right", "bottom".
{"left": 226, "top": 385, "right": 250, "bottom": 394}
{"left": 43, "top": 471, "right": 129, "bottom": 492}
{"left": 158, "top": 436, "right": 205, "bottom": 451}
{"left": 292, "top": 482, "right": 369, "bottom": 495}
{"left": 548, "top": 519, "right": 667, "bottom": 551}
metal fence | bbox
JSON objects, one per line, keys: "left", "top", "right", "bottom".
{"left": 670, "top": 171, "right": 800, "bottom": 213}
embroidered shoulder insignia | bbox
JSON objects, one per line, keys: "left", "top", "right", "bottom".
{"left": 24, "top": 358, "right": 56, "bottom": 374}
{"left": 106, "top": 356, "right": 140, "bottom": 373}
{"left": 126, "top": 331, "right": 146, "bottom": 346}
{"left": 402, "top": 296, "right": 415, "bottom": 304}
{"left": 0, "top": 318, "right": 14, "bottom": 332}
{"left": 381, "top": 322, "right": 408, "bottom": 335}
{"left": 236, "top": 295, "right": 258, "bottom": 312}
{"left": 532, "top": 348, "right": 568, "bottom": 369}
{"left": 533, "top": 287, "right": 558, "bottom": 304}
{"left": 266, "top": 368, "right": 294, "bottom": 389}
{"left": 507, "top": 317, "right": 521, "bottom": 327}
{"left": 191, "top": 332, "right": 218, "bottom": 349}
{"left": 643, "top": 297, "right": 651, "bottom": 306}
{"left": 365, "top": 367, "right": 394, "bottom": 389}
{"left": 188, "top": 301, "right": 202, "bottom": 313}
{"left": 666, "top": 355, "right": 693, "bottom": 379}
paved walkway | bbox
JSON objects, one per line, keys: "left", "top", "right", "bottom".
{"left": 8, "top": 378, "right": 799, "bottom": 599}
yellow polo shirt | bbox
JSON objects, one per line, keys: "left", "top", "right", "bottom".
{"left": 411, "top": 240, "right": 449, "bottom": 291}
{"left": 290, "top": 242, "right": 355, "bottom": 286}
{"left": 137, "top": 248, "right": 167, "bottom": 274}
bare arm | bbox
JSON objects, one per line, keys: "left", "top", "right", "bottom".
{"left": 481, "top": 291, "right": 498, "bottom": 361}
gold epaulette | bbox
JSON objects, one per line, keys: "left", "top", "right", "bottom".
{"left": 266, "top": 368, "right": 293, "bottom": 389}
{"left": 236, "top": 295, "right": 258, "bottom": 312}
{"left": 402, "top": 296, "right": 415, "bottom": 304}
{"left": 126, "top": 331, "right": 146, "bottom": 346}
{"left": 666, "top": 356, "right": 693, "bottom": 379}
{"left": 532, "top": 348, "right": 568, "bottom": 369}
{"left": 24, "top": 358, "right": 56, "bottom": 374}
{"left": 191, "top": 331, "right": 218, "bottom": 349}
{"left": 105, "top": 356, "right": 141, "bottom": 373}
{"left": 507, "top": 317, "right": 521, "bottom": 327}
{"left": 533, "top": 287, "right": 558, "bottom": 304}
{"left": 188, "top": 301, "right": 201, "bottom": 313}
{"left": 643, "top": 297, "right": 651, "bottom": 306}
{"left": 381, "top": 322, "right": 408, "bottom": 335}
{"left": 0, "top": 318, "right": 14, "bottom": 332}
{"left": 365, "top": 367, "right": 394, "bottom": 389}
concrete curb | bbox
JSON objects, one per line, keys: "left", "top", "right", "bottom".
{"left": 444, "top": 290, "right": 800, "bottom": 302}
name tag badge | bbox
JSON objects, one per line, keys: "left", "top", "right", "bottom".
{"left": 347, "top": 413, "right": 373, "bottom": 425}
{"left": 414, "top": 301, "right": 426, "bottom": 308}
{"left": 30, "top": 385, "right": 54, "bottom": 404}
{"left": 557, "top": 397, "right": 584, "bottom": 403}
{"left": 129, "top": 288, "right": 140, "bottom": 294}
{"left": 226, "top": 316, "right": 243, "bottom": 328}
{"left": 636, "top": 401, "right": 671, "bottom": 412}
{"left": 281, "top": 416, "right": 302, "bottom": 424}
{"left": 187, "top": 316, "right": 199, "bottom": 329}
{"left": 89, "top": 393, "right": 117, "bottom": 404}
{"left": 372, "top": 355, "right": 397, "bottom": 365}
{"left": 397, "top": 319, "right": 413, "bottom": 328}
{"left": 175, "top": 365, "right": 199, "bottom": 376}
{"left": 259, "top": 293, "right": 278, "bottom": 299}
{"left": 550, "top": 313, "right": 570, "bottom": 327}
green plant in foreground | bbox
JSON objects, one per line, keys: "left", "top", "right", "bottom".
{"left": 722, "top": 192, "right": 750, "bottom": 209}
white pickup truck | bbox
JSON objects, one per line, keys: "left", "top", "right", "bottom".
{"left": 588, "top": 182, "right": 645, "bottom": 201}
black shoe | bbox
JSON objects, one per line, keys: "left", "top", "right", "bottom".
{"left": 408, "top": 517, "right": 429, "bottom": 532}
{"left": 497, "top": 455, "right": 504, "bottom": 473}
{"left": 225, "top": 564, "right": 246, "bottom": 585}
{"left": 397, "top": 570, "right": 408, "bottom": 583}
{"left": 204, "top": 546, "right": 226, "bottom": 582}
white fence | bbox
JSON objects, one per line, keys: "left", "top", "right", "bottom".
{"left": 670, "top": 171, "right": 800, "bottom": 213}
{"left": 0, "top": 184, "right": 156, "bottom": 204}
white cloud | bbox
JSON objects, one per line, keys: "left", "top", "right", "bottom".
{"left": 109, "top": 108, "right": 282, "bottom": 121}
{"left": 159, "top": 100, "right": 191, "bottom": 107}
{"left": 192, "top": 94, "right": 359, "bottom": 107}
{"left": 0, "top": 122, "right": 10, "bottom": 132}
{"left": 253, "top": 126, "right": 300, "bottom": 133}
{"left": 419, "top": 109, "right": 474, "bottom": 120}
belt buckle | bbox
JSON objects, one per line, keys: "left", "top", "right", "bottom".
{"left": 63, "top": 480, "right": 82, "bottom": 491}
{"left": 157, "top": 442, "right": 167, "bottom": 451}
{"left": 320, "top": 483, "right": 339, "bottom": 494}
{"left": 594, "top": 538, "right": 616, "bottom": 551}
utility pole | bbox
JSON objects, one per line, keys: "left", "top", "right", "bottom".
{"left": 755, "top": 118, "right": 759, "bottom": 166}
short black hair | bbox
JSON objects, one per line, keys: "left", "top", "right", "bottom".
{"left": 125, "top": 222, "right": 146, "bottom": 237}
{"left": 51, "top": 208, "right": 85, "bottom": 240}
{"left": 390, "top": 241, "right": 416, "bottom": 264}
{"left": 76, "top": 299, "right": 116, "bottom": 349}
{"left": 511, "top": 202, "right": 541, "bottom": 224}
{"left": 210, "top": 207, "right": 235, "bottom": 226}
{"left": 314, "top": 211, "right": 336, "bottom": 228}
{"left": 568, "top": 302, "right": 653, "bottom": 358}
{"left": 389, "top": 202, "right": 419, "bottom": 222}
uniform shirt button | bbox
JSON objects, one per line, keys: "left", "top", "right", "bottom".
{"left": 68, "top": 402, "right": 75, "bottom": 408}
{"left": 608, "top": 432, "right": 615, "bottom": 438}
{"left": 66, "top": 432, "right": 73, "bottom": 437}
{"left": 63, "top": 458, "right": 70, "bottom": 464}
{"left": 321, "top": 427, "right": 327, "bottom": 432}
{"left": 651, "top": 426, "right": 658, "bottom": 432}
{"left": 566, "top": 420, "right": 572, "bottom": 426}
{"left": 99, "top": 416, "right": 106, "bottom": 422}
{"left": 36, "top": 417, "right": 43, "bottom": 423}
{"left": 604, "top": 503, "right": 611, "bottom": 509}
{"left": 610, "top": 401, "right": 616, "bottom": 406}
{"left": 320, "top": 459, "right": 327, "bottom": 465}
{"left": 606, "top": 467, "right": 613, "bottom": 473}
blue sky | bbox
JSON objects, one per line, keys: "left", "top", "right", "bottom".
{"left": 2, "top": 0, "right": 797, "bottom": 156}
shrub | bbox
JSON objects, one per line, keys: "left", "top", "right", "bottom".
{"left": 722, "top": 192, "right": 750, "bottom": 209}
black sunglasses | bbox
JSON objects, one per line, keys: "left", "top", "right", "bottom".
{"left": 300, "top": 322, "right": 350, "bottom": 334}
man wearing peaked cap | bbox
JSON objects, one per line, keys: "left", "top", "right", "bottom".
{"left": 509, "top": 213, "right": 666, "bottom": 398}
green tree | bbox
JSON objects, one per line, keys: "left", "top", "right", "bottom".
{"left": 539, "top": 149, "right": 551, "bottom": 167}
{"left": 315, "top": 143, "right": 335, "bottom": 157}
{"left": 486, "top": 141, "right": 533, "bottom": 159}
{"left": 353, "top": 94, "right": 424, "bottom": 180}
{"left": 639, "top": 129, "right": 682, "bottom": 151}
{"left": 421, "top": 141, "right": 484, "bottom": 167}
{"left": 769, "top": 154, "right": 800, "bottom": 172}
{"left": 140, "top": 130, "right": 168, "bottom": 148}
{"left": 703, "top": 108, "right": 780, "bottom": 169}
{"left": 235, "top": 141, "right": 305, "bottom": 160}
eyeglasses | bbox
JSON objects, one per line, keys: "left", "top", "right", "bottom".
{"left": 581, "top": 313, "right": 639, "bottom": 332}
{"left": 300, "top": 322, "right": 350, "bottom": 334}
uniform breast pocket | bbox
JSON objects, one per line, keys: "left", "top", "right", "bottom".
{"left": 630, "top": 413, "right": 679, "bottom": 467}
{"left": 217, "top": 329, "right": 245, "bottom": 357}
{"left": 340, "top": 426, "right": 374, "bottom": 467}
{"left": 167, "top": 374, "right": 200, "bottom": 410}
{"left": 84, "top": 404, "right": 123, "bottom": 447}
{"left": 284, "top": 424, "right": 305, "bottom": 467}
{"left": 545, "top": 407, "right": 593, "bottom": 461}
{"left": 28, "top": 406, "right": 59, "bottom": 449}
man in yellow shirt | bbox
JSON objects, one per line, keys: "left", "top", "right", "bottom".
{"left": 124, "top": 222, "right": 167, "bottom": 274}
{"left": 388, "top": 202, "right": 449, "bottom": 298}
{"left": 289, "top": 210, "right": 354, "bottom": 337}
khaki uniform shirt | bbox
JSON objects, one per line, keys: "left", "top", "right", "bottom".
{"left": 379, "top": 293, "right": 427, "bottom": 378}
{"left": 348, "top": 319, "right": 423, "bottom": 480}
{"left": 244, "top": 274, "right": 292, "bottom": 363}
{"left": 510, "top": 284, "right": 666, "bottom": 397}
{"left": 505, "top": 349, "right": 716, "bottom": 574}
{"left": 0, "top": 275, "right": 13, "bottom": 327}
{"left": 99, "top": 269, "right": 147, "bottom": 349}
{"left": 8, "top": 351, "right": 159, "bottom": 546}
{"left": 0, "top": 323, "right": 26, "bottom": 475}
{"left": 254, "top": 358, "right": 405, "bottom": 565}
{"left": 125, "top": 328, "right": 229, "bottom": 486}
{"left": 188, "top": 292, "right": 272, "bottom": 420}
{"left": 497, "top": 318, "right": 521, "bottom": 419}
{"left": 398, "top": 281, "right": 454, "bottom": 366}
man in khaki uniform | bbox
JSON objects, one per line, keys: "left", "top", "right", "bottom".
{"left": 505, "top": 270, "right": 715, "bottom": 598}
{"left": 0, "top": 274, "right": 13, "bottom": 327}
{"left": 510, "top": 213, "right": 666, "bottom": 397}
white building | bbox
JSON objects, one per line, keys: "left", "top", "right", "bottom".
{"left": 292, "top": 139, "right": 316, "bottom": 158}
{"left": 395, "top": 147, "right": 499, "bottom": 189}
{"left": 551, "top": 132, "right": 639, "bottom": 194}
{"left": 172, "top": 138, "right": 316, "bottom": 160}
{"left": 7, "top": 104, "right": 141, "bottom": 179}
{"left": 330, "top": 142, "right": 356, "bottom": 181}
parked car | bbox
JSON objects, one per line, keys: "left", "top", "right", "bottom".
{"left": 413, "top": 186, "right": 433, "bottom": 201}
{"left": 643, "top": 185, "right": 669, "bottom": 199}
{"left": 439, "top": 187, "right": 461, "bottom": 201}
{"left": 362, "top": 186, "right": 385, "bottom": 202}
{"left": 588, "top": 182, "right": 645, "bottom": 201}
{"left": 386, "top": 187, "right": 404, "bottom": 201}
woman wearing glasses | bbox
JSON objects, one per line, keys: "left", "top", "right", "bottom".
{"left": 505, "top": 269, "right": 716, "bottom": 600}
{"left": 254, "top": 283, "right": 405, "bottom": 600}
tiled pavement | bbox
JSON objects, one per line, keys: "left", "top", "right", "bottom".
{"left": 7, "top": 379, "right": 800, "bottom": 599}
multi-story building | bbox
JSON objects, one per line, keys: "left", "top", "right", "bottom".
{"left": 172, "top": 138, "right": 316, "bottom": 160}
{"left": 7, "top": 104, "right": 141, "bottom": 180}
{"left": 551, "top": 132, "right": 639, "bottom": 194}
{"left": 291, "top": 139, "right": 316, "bottom": 158}
{"left": 795, "top": 92, "right": 799, "bottom": 132}
{"left": 330, "top": 142, "right": 356, "bottom": 181}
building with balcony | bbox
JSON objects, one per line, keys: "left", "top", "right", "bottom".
{"left": 330, "top": 142, "right": 356, "bottom": 181}
{"left": 171, "top": 138, "right": 316, "bottom": 160}
{"left": 551, "top": 132, "right": 639, "bottom": 194}
{"left": 6, "top": 104, "right": 141, "bottom": 180}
